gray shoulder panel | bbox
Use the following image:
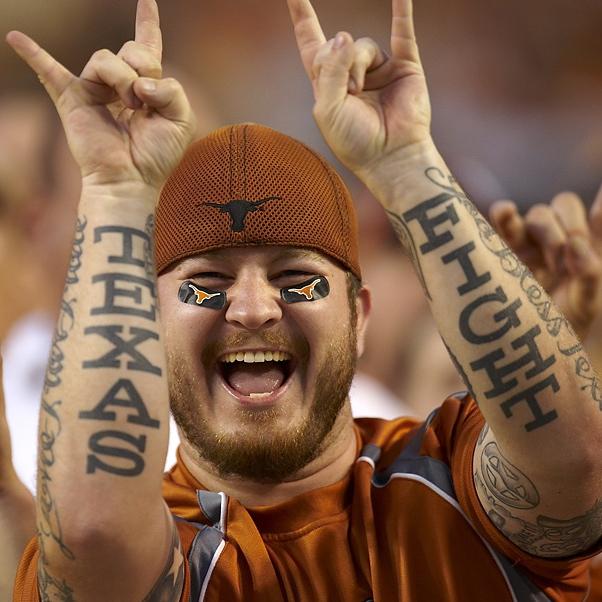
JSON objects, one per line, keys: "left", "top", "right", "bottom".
{"left": 188, "top": 525, "right": 225, "bottom": 602}
{"left": 197, "top": 490, "right": 222, "bottom": 528}
{"left": 363, "top": 406, "right": 552, "bottom": 602}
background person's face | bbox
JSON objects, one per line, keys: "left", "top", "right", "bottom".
{"left": 158, "top": 246, "right": 363, "bottom": 482}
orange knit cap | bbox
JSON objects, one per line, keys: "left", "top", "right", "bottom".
{"left": 155, "top": 123, "right": 361, "bottom": 279}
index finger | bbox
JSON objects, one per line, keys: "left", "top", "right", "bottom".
{"left": 5, "top": 31, "right": 74, "bottom": 104}
{"left": 286, "top": 0, "right": 327, "bottom": 78}
{"left": 135, "top": 0, "right": 162, "bottom": 62}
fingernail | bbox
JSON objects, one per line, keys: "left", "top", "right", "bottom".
{"left": 141, "top": 79, "right": 156, "bottom": 93}
{"left": 333, "top": 33, "right": 346, "bottom": 49}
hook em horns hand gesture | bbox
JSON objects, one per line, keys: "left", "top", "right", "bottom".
{"left": 6, "top": 0, "right": 196, "bottom": 192}
{"left": 286, "top": 0, "right": 431, "bottom": 180}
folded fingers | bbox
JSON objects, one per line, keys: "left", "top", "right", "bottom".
{"left": 118, "top": 40, "right": 162, "bottom": 80}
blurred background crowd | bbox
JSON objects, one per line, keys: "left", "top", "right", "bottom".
{"left": 0, "top": 0, "right": 601, "bottom": 491}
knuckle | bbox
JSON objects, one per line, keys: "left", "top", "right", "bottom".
{"left": 119, "top": 40, "right": 137, "bottom": 55}
{"left": 93, "top": 48, "right": 115, "bottom": 62}
{"left": 162, "top": 77, "right": 178, "bottom": 88}
{"left": 525, "top": 203, "right": 553, "bottom": 223}
{"left": 551, "top": 191, "right": 583, "bottom": 211}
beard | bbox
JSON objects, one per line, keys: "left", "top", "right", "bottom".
{"left": 168, "top": 325, "right": 357, "bottom": 483}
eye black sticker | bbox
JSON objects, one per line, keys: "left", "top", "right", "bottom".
{"left": 280, "top": 276, "right": 330, "bottom": 304}
{"left": 178, "top": 281, "right": 226, "bottom": 310}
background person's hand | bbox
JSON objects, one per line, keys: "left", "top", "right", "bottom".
{"left": 489, "top": 187, "right": 602, "bottom": 342}
{"left": 286, "top": 0, "right": 431, "bottom": 179}
{"left": 5, "top": 0, "right": 195, "bottom": 191}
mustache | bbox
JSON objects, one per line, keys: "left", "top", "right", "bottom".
{"left": 201, "top": 331, "right": 310, "bottom": 365}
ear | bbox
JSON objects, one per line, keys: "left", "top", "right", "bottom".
{"left": 354, "top": 285, "right": 372, "bottom": 358}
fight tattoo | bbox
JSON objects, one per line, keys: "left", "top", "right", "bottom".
{"left": 80, "top": 219, "right": 162, "bottom": 478}
{"left": 38, "top": 216, "right": 86, "bottom": 601}
{"left": 387, "top": 168, "right": 560, "bottom": 432}
{"left": 386, "top": 210, "right": 431, "bottom": 300}
{"left": 429, "top": 169, "right": 602, "bottom": 413}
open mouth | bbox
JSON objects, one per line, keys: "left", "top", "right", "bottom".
{"left": 218, "top": 350, "right": 295, "bottom": 403}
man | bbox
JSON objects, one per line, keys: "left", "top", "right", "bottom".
{"left": 6, "top": 0, "right": 602, "bottom": 600}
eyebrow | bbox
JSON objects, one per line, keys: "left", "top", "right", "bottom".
{"left": 273, "top": 248, "right": 328, "bottom": 264}
{"left": 179, "top": 247, "right": 328, "bottom": 268}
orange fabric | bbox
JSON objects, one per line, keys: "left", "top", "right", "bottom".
{"left": 590, "top": 556, "right": 602, "bottom": 601}
{"left": 13, "top": 395, "right": 598, "bottom": 601}
{"left": 155, "top": 123, "right": 361, "bottom": 278}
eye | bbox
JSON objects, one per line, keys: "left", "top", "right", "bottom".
{"left": 193, "top": 272, "right": 228, "bottom": 279}
{"left": 189, "top": 272, "right": 232, "bottom": 286}
{"left": 272, "top": 270, "right": 318, "bottom": 286}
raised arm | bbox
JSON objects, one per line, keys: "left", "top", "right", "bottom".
{"left": 287, "top": 0, "right": 602, "bottom": 558}
{"left": 6, "top": 1, "right": 195, "bottom": 599}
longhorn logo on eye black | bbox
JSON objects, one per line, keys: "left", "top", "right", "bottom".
{"left": 178, "top": 281, "right": 226, "bottom": 310}
{"left": 201, "top": 197, "right": 281, "bottom": 232}
{"left": 281, "top": 276, "right": 330, "bottom": 304}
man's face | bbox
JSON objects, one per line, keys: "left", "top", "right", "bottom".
{"left": 158, "top": 246, "right": 367, "bottom": 483}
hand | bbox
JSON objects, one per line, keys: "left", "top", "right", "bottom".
{"left": 5, "top": 0, "right": 196, "bottom": 191}
{"left": 286, "top": 0, "right": 431, "bottom": 178}
{"left": 489, "top": 187, "right": 602, "bottom": 341}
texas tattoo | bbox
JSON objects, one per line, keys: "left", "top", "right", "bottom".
{"left": 79, "top": 221, "right": 162, "bottom": 477}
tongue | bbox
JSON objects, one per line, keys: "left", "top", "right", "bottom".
{"left": 226, "top": 363, "right": 286, "bottom": 396}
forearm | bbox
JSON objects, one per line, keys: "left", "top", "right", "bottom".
{"left": 361, "top": 141, "right": 602, "bottom": 494}
{"left": 38, "top": 184, "right": 171, "bottom": 587}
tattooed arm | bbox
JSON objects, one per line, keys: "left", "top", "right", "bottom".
{"left": 287, "top": 0, "right": 602, "bottom": 558}
{"left": 6, "top": 0, "right": 195, "bottom": 599}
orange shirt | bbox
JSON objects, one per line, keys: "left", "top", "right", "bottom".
{"left": 14, "top": 393, "right": 598, "bottom": 601}
{"left": 590, "top": 556, "right": 602, "bottom": 601}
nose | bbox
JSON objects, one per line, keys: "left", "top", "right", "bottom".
{"left": 225, "top": 270, "right": 283, "bottom": 331}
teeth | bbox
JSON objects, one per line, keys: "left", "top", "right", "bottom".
{"left": 249, "top": 392, "right": 274, "bottom": 399}
{"left": 221, "top": 350, "right": 291, "bottom": 363}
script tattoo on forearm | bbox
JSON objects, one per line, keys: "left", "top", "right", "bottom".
{"left": 37, "top": 217, "right": 86, "bottom": 601}
{"left": 421, "top": 169, "right": 601, "bottom": 412}
{"left": 386, "top": 169, "right": 561, "bottom": 432}
{"left": 79, "top": 219, "right": 161, "bottom": 477}
{"left": 474, "top": 459, "right": 602, "bottom": 557}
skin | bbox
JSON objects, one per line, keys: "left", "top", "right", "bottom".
{"left": 4, "top": 0, "right": 602, "bottom": 599}
{"left": 159, "top": 247, "right": 369, "bottom": 506}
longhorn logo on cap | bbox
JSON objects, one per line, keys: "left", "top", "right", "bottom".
{"left": 202, "top": 197, "right": 281, "bottom": 232}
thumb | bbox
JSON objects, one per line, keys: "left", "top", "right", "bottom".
{"left": 313, "top": 32, "right": 354, "bottom": 120}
